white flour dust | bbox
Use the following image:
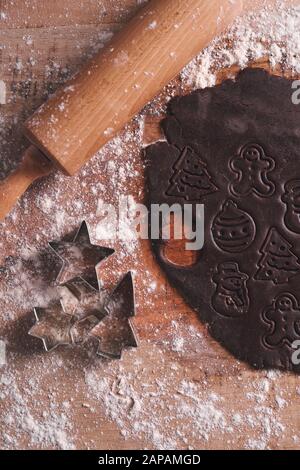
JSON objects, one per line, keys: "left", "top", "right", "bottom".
{"left": 182, "top": 2, "right": 300, "bottom": 89}
{"left": 0, "top": 0, "right": 300, "bottom": 451}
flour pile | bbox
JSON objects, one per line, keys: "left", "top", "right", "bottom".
{"left": 182, "top": 2, "right": 300, "bottom": 89}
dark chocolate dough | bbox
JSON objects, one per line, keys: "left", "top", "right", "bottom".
{"left": 145, "top": 68, "right": 300, "bottom": 372}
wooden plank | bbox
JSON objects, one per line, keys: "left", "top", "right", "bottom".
{"left": 0, "top": 0, "right": 299, "bottom": 451}
{"left": 0, "top": 0, "right": 141, "bottom": 28}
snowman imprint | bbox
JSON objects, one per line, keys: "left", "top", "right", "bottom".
{"left": 262, "top": 293, "right": 300, "bottom": 349}
{"left": 230, "top": 143, "right": 275, "bottom": 198}
{"left": 212, "top": 262, "right": 249, "bottom": 318}
{"left": 212, "top": 199, "right": 256, "bottom": 253}
{"left": 282, "top": 180, "right": 300, "bottom": 234}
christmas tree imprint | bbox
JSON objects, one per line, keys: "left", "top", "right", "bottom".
{"left": 166, "top": 146, "right": 218, "bottom": 201}
{"left": 255, "top": 228, "right": 300, "bottom": 284}
{"left": 262, "top": 293, "right": 300, "bottom": 349}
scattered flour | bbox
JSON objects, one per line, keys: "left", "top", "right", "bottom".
{"left": 182, "top": 2, "right": 300, "bottom": 89}
{"left": 0, "top": 357, "right": 75, "bottom": 449}
{"left": 0, "top": 0, "right": 300, "bottom": 451}
{"left": 0, "top": 80, "right": 6, "bottom": 104}
{"left": 84, "top": 342, "right": 296, "bottom": 450}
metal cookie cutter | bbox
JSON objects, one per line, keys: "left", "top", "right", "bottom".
{"left": 29, "top": 301, "right": 76, "bottom": 352}
{"left": 29, "top": 221, "right": 138, "bottom": 357}
{"left": 29, "top": 273, "right": 138, "bottom": 357}
{"left": 64, "top": 278, "right": 107, "bottom": 347}
{"left": 90, "top": 271, "right": 138, "bottom": 359}
{"left": 49, "top": 220, "right": 114, "bottom": 289}
{"left": 28, "top": 280, "right": 104, "bottom": 352}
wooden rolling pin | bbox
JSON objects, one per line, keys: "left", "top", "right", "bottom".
{"left": 0, "top": 0, "right": 262, "bottom": 220}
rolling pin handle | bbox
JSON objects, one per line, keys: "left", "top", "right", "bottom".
{"left": 0, "top": 146, "right": 53, "bottom": 221}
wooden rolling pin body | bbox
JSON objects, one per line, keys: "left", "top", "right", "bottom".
{"left": 0, "top": 0, "right": 247, "bottom": 221}
{"left": 24, "top": 0, "right": 244, "bottom": 175}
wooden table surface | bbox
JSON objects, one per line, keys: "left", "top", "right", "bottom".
{"left": 0, "top": 0, "right": 299, "bottom": 450}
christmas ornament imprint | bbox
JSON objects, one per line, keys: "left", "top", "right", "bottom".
{"left": 212, "top": 199, "right": 256, "bottom": 253}
{"left": 212, "top": 262, "right": 249, "bottom": 317}
{"left": 230, "top": 143, "right": 275, "bottom": 198}
{"left": 262, "top": 293, "right": 300, "bottom": 349}
{"left": 90, "top": 272, "right": 138, "bottom": 359}
{"left": 49, "top": 221, "right": 114, "bottom": 289}
{"left": 146, "top": 68, "right": 300, "bottom": 372}
{"left": 255, "top": 227, "right": 300, "bottom": 285}
{"left": 166, "top": 146, "right": 218, "bottom": 201}
{"left": 29, "top": 301, "right": 75, "bottom": 352}
{"left": 282, "top": 180, "right": 300, "bottom": 234}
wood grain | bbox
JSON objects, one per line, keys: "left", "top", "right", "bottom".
{"left": 0, "top": 145, "right": 53, "bottom": 220}
{"left": 0, "top": 0, "right": 141, "bottom": 28}
{"left": 0, "top": 0, "right": 300, "bottom": 451}
{"left": 24, "top": 0, "right": 245, "bottom": 176}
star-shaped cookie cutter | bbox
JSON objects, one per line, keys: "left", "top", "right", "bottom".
{"left": 49, "top": 220, "right": 114, "bottom": 289}
{"left": 29, "top": 301, "right": 75, "bottom": 352}
{"left": 61, "top": 278, "right": 107, "bottom": 346}
{"left": 29, "top": 222, "right": 138, "bottom": 358}
{"left": 29, "top": 274, "right": 138, "bottom": 357}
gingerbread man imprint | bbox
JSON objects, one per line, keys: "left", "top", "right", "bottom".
{"left": 262, "top": 293, "right": 300, "bottom": 349}
{"left": 230, "top": 143, "right": 275, "bottom": 198}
